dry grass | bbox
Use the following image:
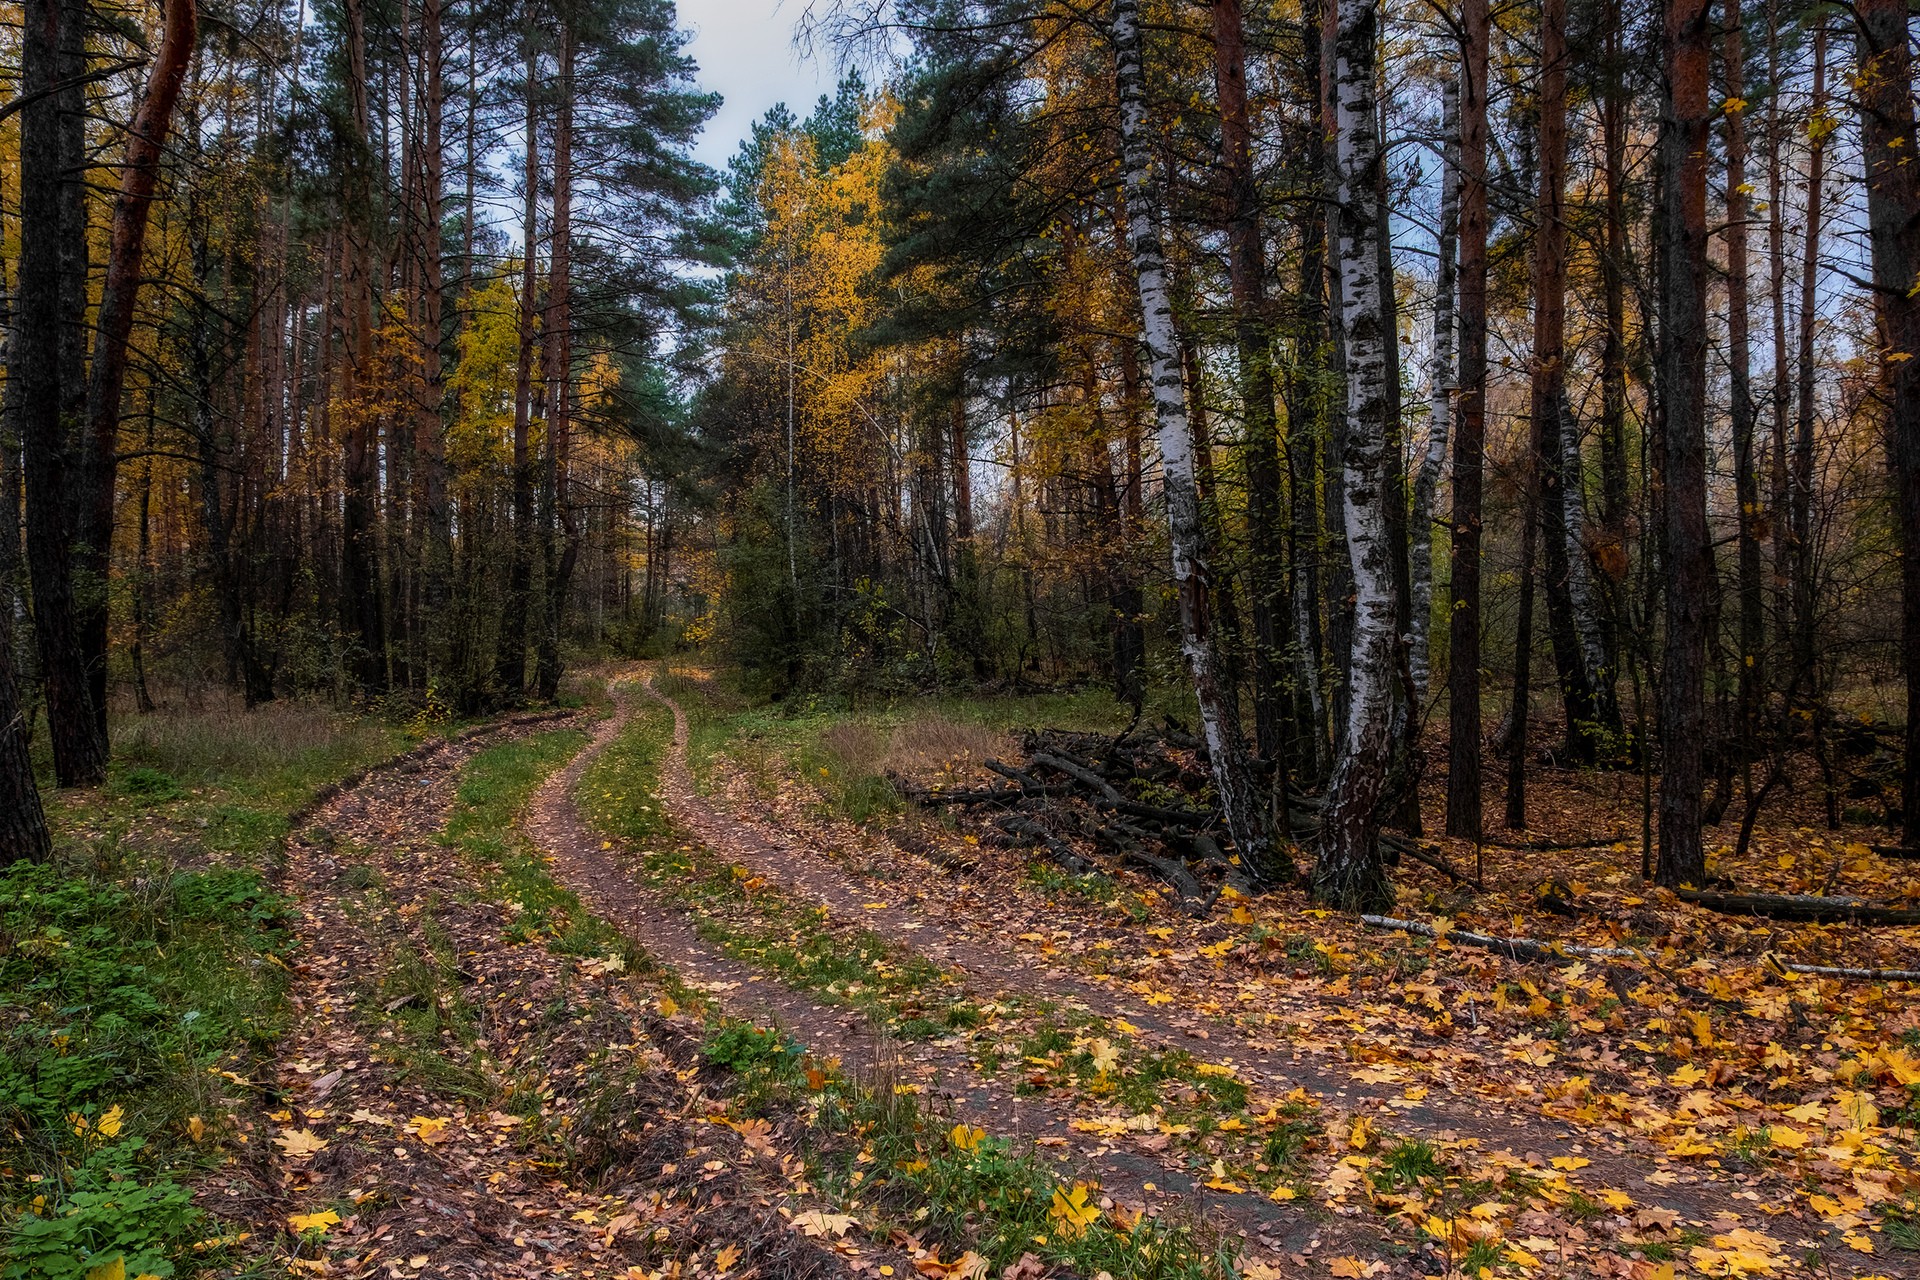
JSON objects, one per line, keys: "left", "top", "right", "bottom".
{"left": 116, "top": 696, "right": 396, "bottom": 784}
{"left": 879, "top": 715, "right": 1007, "bottom": 781}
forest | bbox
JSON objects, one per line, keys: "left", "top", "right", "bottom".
{"left": 1, "top": 0, "right": 1918, "bottom": 1272}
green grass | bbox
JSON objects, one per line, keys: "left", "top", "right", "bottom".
{"left": 0, "top": 853, "right": 293, "bottom": 1277}
{"left": 0, "top": 698, "right": 428, "bottom": 1279}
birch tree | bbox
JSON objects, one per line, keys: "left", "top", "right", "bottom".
{"left": 1316, "top": 0, "right": 1397, "bottom": 911}
{"left": 1410, "top": 68, "right": 1459, "bottom": 697}
{"left": 1109, "top": 0, "right": 1288, "bottom": 886}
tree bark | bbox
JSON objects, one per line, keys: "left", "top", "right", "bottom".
{"left": 14, "top": 0, "right": 107, "bottom": 786}
{"left": 0, "top": 597, "right": 49, "bottom": 865}
{"left": 1853, "top": 0, "right": 1920, "bottom": 850}
{"left": 497, "top": 32, "right": 540, "bottom": 700}
{"left": 1211, "top": 0, "right": 1288, "bottom": 778}
{"left": 1315, "top": 0, "right": 1396, "bottom": 911}
{"left": 1722, "top": 0, "right": 1764, "bottom": 753}
{"left": 340, "top": 0, "right": 385, "bottom": 690}
{"left": 1109, "top": 0, "right": 1288, "bottom": 886}
{"left": 77, "top": 0, "right": 198, "bottom": 738}
{"left": 1655, "top": 0, "right": 1714, "bottom": 887}
{"left": 536, "top": 21, "right": 576, "bottom": 704}
{"left": 1411, "top": 71, "right": 1459, "bottom": 698}
{"left": 1446, "top": 0, "right": 1490, "bottom": 840}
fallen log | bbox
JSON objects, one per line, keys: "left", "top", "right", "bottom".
{"left": 1480, "top": 834, "right": 1626, "bottom": 853}
{"left": 995, "top": 815, "right": 1098, "bottom": 877}
{"left": 1869, "top": 844, "right": 1920, "bottom": 861}
{"left": 1676, "top": 889, "right": 1920, "bottom": 926}
{"left": 1379, "top": 834, "right": 1483, "bottom": 889}
{"left": 1030, "top": 751, "right": 1124, "bottom": 804}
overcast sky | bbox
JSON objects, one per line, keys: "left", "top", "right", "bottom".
{"left": 683, "top": 0, "right": 841, "bottom": 174}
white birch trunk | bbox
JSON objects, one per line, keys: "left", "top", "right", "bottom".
{"left": 1316, "top": 0, "right": 1397, "bottom": 911}
{"left": 1109, "top": 0, "right": 1285, "bottom": 884}
{"left": 1410, "top": 68, "right": 1460, "bottom": 696}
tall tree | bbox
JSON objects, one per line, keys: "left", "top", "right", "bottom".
{"left": 1109, "top": 0, "right": 1288, "bottom": 885}
{"left": 1446, "top": 0, "right": 1490, "bottom": 840}
{"left": 1655, "top": 0, "right": 1714, "bottom": 886}
{"left": 1316, "top": 0, "right": 1397, "bottom": 910}
{"left": 1722, "top": 0, "right": 1763, "bottom": 749}
{"left": 13, "top": 0, "right": 107, "bottom": 786}
{"left": 1853, "top": 0, "right": 1920, "bottom": 850}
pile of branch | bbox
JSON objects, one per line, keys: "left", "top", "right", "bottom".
{"left": 896, "top": 725, "right": 1487, "bottom": 909}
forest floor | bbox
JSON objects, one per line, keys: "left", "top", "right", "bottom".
{"left": 542, "top": 662, "right": 1919, "bottom": 1280}
{"left": 8, "top": 667, "right": 1914, "bottom": 1280}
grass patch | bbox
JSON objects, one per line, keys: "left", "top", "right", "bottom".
{"left": 0, "top": 856, "right": 292, "bottom": 1277}
{"left": 577, "top": 700, "right": 973, "bottom": 1035}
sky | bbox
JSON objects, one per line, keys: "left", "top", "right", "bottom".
{"left": 682, "top": 0, "right": 842, "bottom": 174}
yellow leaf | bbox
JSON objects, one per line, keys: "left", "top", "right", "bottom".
{"left": 714, "top": 1243, "right": 741, "bottom": 1273}
{"left": 87, "top": 1259, "right": 126, "bottom": 1280}
{"left": 1087, "top": 1038, "right": 1119, "bottom": 1075}
{"left": 1550, "top": 1156, "right": 1589, "bottom": 1171}
{"left": 1048, "top": 1182, "right": 1101, "bottom": 1235}
{"left": 1348, "top": 1115, "right": 1372, "bottom": 1151}
{"left": 186, "top": 1116, "right": 206, "bottom": 1143}
{"left": 288, "top": 1210, "right": 341, "bottom": 1234}
{"left": 1843, "top": 1233, "right": 1874, "bottom": 1253}
{"left": 1767, "top": 1125, "right": 1809, "bottom": 1149}
{"left": 274, "top": 1128, "right": 328, "bottom": 1158}
{"left": 96, "top": 1105, "right": 124, "bottom": 1138}
{"left": 1667, "top": 1063, "right": 1707, "bottom": 1088}
{"left": 657, "top": 996, "right": 679, "bottom": 1017}
{"left": 408, "top": 1116, "right": 451, "bottom": 1143}
{"left": 1327, "top": 1259, "right": 1370, "bottom": 1278}
{"left": 948, "top": 1123, "right": 985, "bottom": 1152}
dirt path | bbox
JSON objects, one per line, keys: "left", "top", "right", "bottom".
{"left": 633, "top": 676, "right": 1779, "bottom": 1228}
{"left": 523, "top": 677, "right": 1402, "bottom": 1269}
{"left": 251, "top": 713, "right": 848, "bottom": 1280}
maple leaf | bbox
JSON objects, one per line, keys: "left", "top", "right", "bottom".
{"left": 948, "top": 1123, "right": 985, "bottom": 1152}
{"left": 1326, "top": 1258, "right": 1373, "bottom": 1278}
{"left": 1550, "top": 1155, "right": 1588, "bottom": 1171}
{"left": 1086, "top": 1037, "right": 1119, "bottom": 1074}
{"left": 1048, "top": 1182, "right": 1100, "bottom": 1235}
{"left": 274, "top": 1127, "right": 328, "bottom": 1158}
{"left": 714, "top": 1244, "right": 741, "bottom": 1274}
{"left": 288, "top": 1210, "right": 341, "bottom": 1234}
{"left": 792, "top": 1211, "right": 854, "bottom": 1238}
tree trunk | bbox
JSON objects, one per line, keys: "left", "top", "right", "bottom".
{"left": 1853, "top": 0, "right": 1920, "bottom": 849}
{"left": 497, "top": 34, "right": 540, "bottom": 700}
{"left": 1790, "top": 26, "right": 1825, "bottom": 709}
{"left": 1446, "top": 0, "right": 1490, "bottom": 840}
{"left": 1723, "top": 0, "right": 1764, "bottom": 754}
{"left": 1529, "top": 0, "right": 1614, "bottom": 764}
{"left": 1315, "top": 0, "right": 1396, "bottom": 911}
{"left": 1212, "top": 0, "right": 1288, "bottom": 778}
{"left": 1109, "top": 0, "right": 1288, "bottom": 885}
{"left": 0, "top": 597, "right": 49, "bottom": 865}
{"left": 536, "top": 22, "right": 575, "bottom": 704}
{"left": 1655, "top": 0, "right": 1714, "bottom": 887}
{"left": 1411, "top": 71, "right": 1459, "bottom": 698}
{"left": 340, "top": 0, "right": 385, "bottom": 690}
{"left": 417, "top": 0, "right": 450, "bottom": 679}
{"left": 14, "top": 0, "right": 107, "bottom": 786}
{"left": 78, "top": 0, "right": 198, "bottom": 738}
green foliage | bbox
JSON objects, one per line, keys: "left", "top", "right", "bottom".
{"left": 3, "top": 1143, "right": 202, "bottom": 1280}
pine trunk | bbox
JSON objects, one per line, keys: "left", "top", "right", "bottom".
{"left": 1853, "top": 0, "right": 1920, "bottom": 849}
{"left": 1445, "top": 0, "right": 1490, "bottom": 839}
{"left": 1656, "top": 0, "right": 1714, "bottom": 887}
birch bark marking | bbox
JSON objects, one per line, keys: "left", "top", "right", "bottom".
{"left": 1108, "top": 0, "right": 1288, "bottom": 885}
{"left": 1316, "top": 0, "right": 1395, "bottom": 910}
{"left": 1411, "top": 69, "right": 1459, "bottom": 696}
{"left": 1656, "top": 0, "right": 1714, "bottom": 886}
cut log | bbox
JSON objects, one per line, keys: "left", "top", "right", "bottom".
{"left": 995, "top": 815, "right": 1098, "bottom": 877}
{"left": 1030, "top": 751, "right": 1125, "bottom": 803}
{"left": 1676, "top": 889, "right": 1920, "bottom": 925}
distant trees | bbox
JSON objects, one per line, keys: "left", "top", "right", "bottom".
{"left": 7, "top": 0, "right": 1920, "bottom": 896}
